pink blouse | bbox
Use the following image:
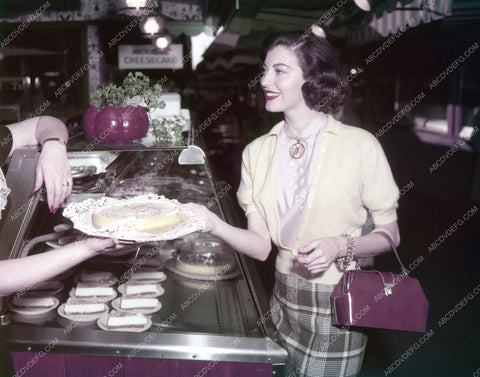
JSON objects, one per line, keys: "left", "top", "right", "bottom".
{"left": 273, "top": 113, "right": 328, "bottom": 247}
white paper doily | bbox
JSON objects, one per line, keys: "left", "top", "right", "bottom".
{"left": 62, "top": 194, "right": 205, "bottom": 243}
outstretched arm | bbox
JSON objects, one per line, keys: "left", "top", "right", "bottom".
{"left": 6, "top": 116, "right": 71, "bottom": 212}
{"left": 182, "top": 203, "right": 272, "bottom": 261}
{"left": 0, "top": 238, "right": 117, "bottom": 297}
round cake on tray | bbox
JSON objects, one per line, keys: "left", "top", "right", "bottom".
{"left": 175, "top": 252, "right": 236, "bottom": 277}
{"left": 92, "top": 198, "right": 187, "bottom": 235}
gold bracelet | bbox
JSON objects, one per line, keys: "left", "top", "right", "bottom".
{"left": 42, "top": 137, "right": 67, "bottom": 147}
{"left": 336, "top": 233, "right": 356, "bottom": 272}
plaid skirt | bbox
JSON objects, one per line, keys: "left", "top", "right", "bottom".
{"left": 271, "top": 272, "right": 367, "bottom": 377}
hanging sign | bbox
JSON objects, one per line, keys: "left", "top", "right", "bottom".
{"left": 118, "top": 44, "right": 184, "bottom": 69}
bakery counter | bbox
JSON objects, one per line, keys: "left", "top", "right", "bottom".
{"left": 5, "top": 240, "right": 286, "bottom": 375}
{"left": 2, "top": 147, "right": 288, "bottom": 376}
{"left": 6, "top": 251, "right": 281, "bottom": 363}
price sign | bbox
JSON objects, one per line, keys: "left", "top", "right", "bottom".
{"left": 118, "top": 44, "right": 184, "bottom": 70}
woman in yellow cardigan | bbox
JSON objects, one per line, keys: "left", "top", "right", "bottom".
{"left": 185, "top": 28, "right": 400, "bottom": 377}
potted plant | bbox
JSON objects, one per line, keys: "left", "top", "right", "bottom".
{"left": 83, "top": 72, "right": 182, "bottom": 144}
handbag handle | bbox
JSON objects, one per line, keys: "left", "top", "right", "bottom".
{"left": 372, "top": 230, "right": 408, "bottom": 275}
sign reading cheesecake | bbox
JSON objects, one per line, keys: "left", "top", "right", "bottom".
{"left": 118, "top": 44, "right": 184, "bottom": 69}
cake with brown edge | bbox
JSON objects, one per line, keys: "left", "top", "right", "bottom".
{"left": 124, "top": 282, "right": 161, "bottom": 297}
{"left": 106, "top": 311, "right": 148, "bottom": 329}
{"left": 11, "top": 296, "right": 56, "bottom": 310}
{"left": 75, "top": 284, "right": 115, "bottom": 299}
{"left": 119, "top": 297, "right": 159, "bottom": 311}
{"left": 92, "top": 198, "right": 187, "bottom": 235}
{"left": 79, "top": 270, "right": 115, "bottom": 284}
{"left": 64, "top": 298, "right": 106, "bottom": 315}
{"left": 174, "top": 252, "right": 236, "bottom": 277}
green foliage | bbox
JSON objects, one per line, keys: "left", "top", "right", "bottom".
{"left": 92, "top": 83, "right": 125, "bottom": 107}
{"left": 92, "top": 72, "right": 166, "bottom": 111}
{"left": 151, "top": 115, "right": 184, "bottom": 144}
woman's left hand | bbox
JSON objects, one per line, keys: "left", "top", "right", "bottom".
{"left": 296, "top": 237, "right": 342, "bottom": 274}
{"left": 34, "top": 142, "right": 72, "bottom": 213}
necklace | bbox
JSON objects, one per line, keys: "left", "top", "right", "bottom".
{"left": 284, "top": 126, "right": 307, "bottom": 159}
{"left": 284, "top": 115, "right": 328, "bottom": 159}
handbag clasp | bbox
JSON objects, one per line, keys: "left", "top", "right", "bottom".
{"left": 384, "top": 283, "right": 394, "bottom": 296}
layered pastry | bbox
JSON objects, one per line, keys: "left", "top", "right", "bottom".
{"left": 106, "top": 311, "right": 148, "bottom": 329}
{"left": 92, "top": 198, "right": 187, "bottom": 235}
{"left": 130, "top": 271, "right": 166, "bottom": 282}
{"left": 174, "top": 252, "right": 236, "bottom": 277}
{"left": 124, "top": 282, "right": 161, "bottom": 297}
{"left": 64, "top": 298, "right": 105, "bottom": 315}
{"left": 119, "top": 297, "right": 159, "bottom": 311}
{"left": 11, "top": 296, "right": 56, "bottom": 310}
{"left": 75, "top": 284, "right": 115, "bottom": 298}
{"left": 78, "top": 270, "right": 115, "bottom": 284}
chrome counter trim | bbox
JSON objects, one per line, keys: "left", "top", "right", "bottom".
{"left": 6, "top": 327, "right": 287, "bottom": 363}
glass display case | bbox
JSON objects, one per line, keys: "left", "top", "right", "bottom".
{"left": 0, "top": 127, "right": 287, "bottom": 376}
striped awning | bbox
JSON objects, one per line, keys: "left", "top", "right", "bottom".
{"left": 348, "top": 0, "right": 453, "bottom": 45}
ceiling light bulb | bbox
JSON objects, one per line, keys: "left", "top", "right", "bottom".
{"left": 143, "top": 18, "right": 160, "bottom": 34}
{"left": 125, "top": 0, "right": 147, "bottom": 8}
{"left": 140, "top": 17, "right": 163, "bottom": 34}
{"left": 311, "top": 25, "right": 326, "bottom": 38}
{"left": 354, "top": 0, "right": 371, "bottom": 11}
{"left": 155, "top": 36, "right": 171, "bottom": 50}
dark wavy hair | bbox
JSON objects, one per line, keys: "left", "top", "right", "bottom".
{"left": 260, "top": 31, "right": 350, "bottom": 114}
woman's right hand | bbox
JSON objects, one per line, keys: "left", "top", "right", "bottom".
{"left": 73, "top": 237, "right": 119, "bottom": 256}
{"left": 181, "top": 203, "right": 220, "bottom": 233}
{"left": 181, "top": 204, "right": 272, "bottom": 261}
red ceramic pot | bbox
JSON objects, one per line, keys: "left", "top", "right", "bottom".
{"left": 82, "top": 105, "right": 99, "bottom": 140}
{"left": 82, "top": 105, "right": 149, "bottom": 142}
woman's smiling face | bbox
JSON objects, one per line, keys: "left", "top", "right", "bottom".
{"left": 260, "top": 45, "right": 308, "bottom": 115}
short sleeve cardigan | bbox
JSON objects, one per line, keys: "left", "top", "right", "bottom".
{"left": 237, "top": 116, "right": 400, "bottom": 284}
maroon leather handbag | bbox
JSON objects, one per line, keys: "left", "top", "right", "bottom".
{"left": 330, "top": 231, "right": 429, "bottom": 333}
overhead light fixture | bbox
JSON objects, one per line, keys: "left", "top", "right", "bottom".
{"left": 139, "top": 16, "right": 165, "bottom": 38}
{"left": 311, "top": 25, "right": 326, "bottom": 38}
{"left": 126, "top": 0, "right": 147, "bottom": 6}
{"left": 119, "top": 0, "right": 152, "bottom": 16}
{"left": 155, "top": 35, "right": 172, "bottom": 50}
{"left": 354, "top": 0, "right": 371, "bottom": 11}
